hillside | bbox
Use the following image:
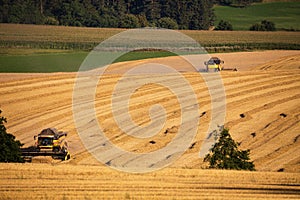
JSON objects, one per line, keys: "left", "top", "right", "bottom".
{"left": 0, "top": 50, "right": 300, "bottom": 199}
{"left": 0, "top": 51, "right": 299, "bottom": 173}
{"left": 214, "top": 2, "right": 300, "bottom": 30}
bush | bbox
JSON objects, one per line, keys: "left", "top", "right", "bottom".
{"left": 157, "top": 17, "right": 178, "bottom": 29}
{"left": 250, "top": 20, "right": 276, "bottom": 31}
{"left": 119, "top": 14, "right": 140, "bottom": 28}
{"left": 215, "top": 20, "right": 233, "bottom": 31}
{"left": 204, "top": 129, "right": 255, "bottom": 171}
{"left": 0, "top": 110, "right": 24, "bottom": 162}
{"left": 136, "top": 14, "right": 149, "bottom": 27}
{"left": 44, "top": 16, "right": 59, "bottom": 25}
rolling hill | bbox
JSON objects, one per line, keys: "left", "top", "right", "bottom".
{"left": 0, "top": 50, "right": 299, "bottom": 199}
{"left": 214, "top": 2, "right": 300, "bottom": 30}
{"left": 0, "top": 51, "right": 299, "bottom": 172}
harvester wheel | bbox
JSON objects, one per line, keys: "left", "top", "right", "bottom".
{"left": 61, "top": 153, "right": 70, "bottom": 161}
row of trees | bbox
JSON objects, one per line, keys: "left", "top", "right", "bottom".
{"left": 0, "top": 0, "right": 272, "bottom": 30}
{"left": 0, "top": 0, "right": 215, "bottom": 30}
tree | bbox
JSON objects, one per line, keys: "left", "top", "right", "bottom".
{"left": 215, "top": 20, "right": 233, "bottom": 30}
{"left": 261, "top": 20, "right": 276, "bottom": 31}
{"left": 119, "top": 14, "right": 140, "bottom": 28}
{"left": 250, "top": 20, "right": 276, "bottom": 31}
{"left": 0, "top": 0, "right": 215, "bottom": 30}
{"left": 143, "top": 0, "right": 161, "bottom": 22}
{"left": 157, "top": 17, "right": 178, "bottom": 29}
{"left": 204, "top": 129, "right": 255, "bottom": 171}
{"left": 249, "top": 23, "right": 264, "bottom": 31}
{"left": 136, "top": 14, "right": 149, "bottom": 27}
{"left": 0, "top": 110, "right": 24, "bottom": 163}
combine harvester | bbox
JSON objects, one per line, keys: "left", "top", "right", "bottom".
{"left": 21, "top": 128, "right": 70, "bottom": 162}
{"left": 204, "top": 57, "right": 237, "bottom": 72}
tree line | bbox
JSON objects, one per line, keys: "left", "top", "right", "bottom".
{"left": 0, "top": 0, "right": 214, "bottom": 30}
{"left": 0, "top": 0, "right": 262, "bottom": 30}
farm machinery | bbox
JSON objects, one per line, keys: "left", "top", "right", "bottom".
{"left": 21, "top": 128, "right": 70, "bottom": 162}
{"left": 204, "top": 57, "right": 237, "bottom": 72}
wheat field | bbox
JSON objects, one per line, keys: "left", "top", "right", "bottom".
{"left": 0, "top": 163, "right": 299, "bottom": 200}
{"left": 0, "top": 51, "right": 299, "bottom": 199}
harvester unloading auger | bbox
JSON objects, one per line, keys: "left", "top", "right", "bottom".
{"left": 204, "top": 57, "right": 237, "bottom": 72}
{"left": 21, "top": 128, "right": 70, "bottom": 162}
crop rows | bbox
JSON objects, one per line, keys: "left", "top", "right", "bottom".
{"left": 1, "top": 24, "right": 299, "bottom": 52}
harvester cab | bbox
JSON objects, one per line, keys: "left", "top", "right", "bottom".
{"left": 34, "top": 128, "right": 68, "bottom": 152}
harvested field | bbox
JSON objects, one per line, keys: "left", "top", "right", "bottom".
{"left": 0, "top": 163, "right": 299, "bottom": 200}
{"left": 0, "top": 50, "right": 299, "bottom": 199}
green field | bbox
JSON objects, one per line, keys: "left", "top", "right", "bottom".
{"left": 0, "top": 51, "right": 87, "bottom": 73}
{"left": 214, "top": 2, "right": 300, "bottom": 30}
{"left": 0, "top": 49, "right": 179, "bottom": 73}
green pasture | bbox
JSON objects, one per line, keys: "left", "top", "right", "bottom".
{"left": 0, "top": 49, "right": 178, "bottom": 73}
{"left": 0, "top": 51, "right": 87, "bottom": 73}
{"left": 214, "top": 2, "right": 300, "bottom": 30}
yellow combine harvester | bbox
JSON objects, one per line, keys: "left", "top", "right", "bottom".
{"left": 21, "top": 128, "right": 70, "bottom": 162}
{"left": 204, "top": 57, "right": 237, "bottom": 72}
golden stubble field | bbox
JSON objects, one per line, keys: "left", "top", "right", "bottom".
{"left": 0, "top": 51, "right": 300, "bottom": 199}
{"left": 0, "top": 163, "right": 299, "bottom": 200}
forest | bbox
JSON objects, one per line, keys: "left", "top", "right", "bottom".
{"left": 0, "top": 0, "right": 262, "bottom": 30}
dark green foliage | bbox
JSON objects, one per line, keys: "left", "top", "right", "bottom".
{"left": 250, "top": 20, "right": 276, "bottom": 31}
{"left": 204, "top": 129, "right": 255, "bottom": 171}
{"left": 43, "top": 16, "right": 59, "bottom": 25}
{"left": 157, "top": 17, "right": 178, "bottom": 29}
{"left": 0, "top": 0, "right": 215, "bottom": 30}
{"left": 214, "top": 0, "right": 262, "bottom": 7}
{"left": 215, "top": 20, "right": 233, "bottom": 30}
{"left": 0, "top": 110, "right": 24, "bottom": 163}
{"left": 136, "top": 14, "right": 149, "bottom": 27}
{"left": 119, "top": 14, "right": 140, "bottom": 28}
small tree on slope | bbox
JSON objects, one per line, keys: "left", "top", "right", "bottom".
{"left": 0, "top": 110, "right": 24, "bottom": 162}
{"left": 204, "top": 129, "right": 255, "bottom": 171}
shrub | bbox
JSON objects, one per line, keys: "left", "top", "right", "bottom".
{"left": 250, "top": 20, "right": 276, "bottom": 31}
{"left": 119, "top": 14, "right": 140, "bottom": 28}
{"left": 215, "top": 20, "right": 233, "bottom": 31}
{"left": 136, "top": 14, "right": 149, "bottom": 27}
{"left": 157, "top": 17, "right": 178, "bottom": 30}
{"left": 204, "top": 129, "right": 255, "bottom": 171}
{"left": 44, "top": 16, "right": 59, "bottom": 25}
{"left": 0, "top": 110, "right": 24, "bottom": 162}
